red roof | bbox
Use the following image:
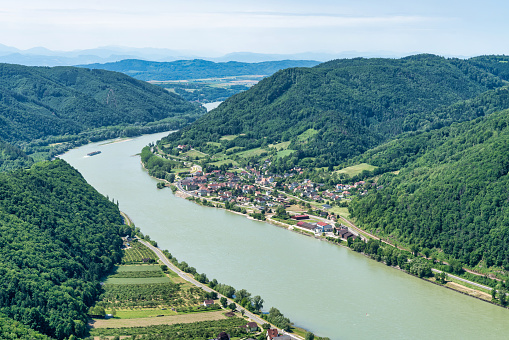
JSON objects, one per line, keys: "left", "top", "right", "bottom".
{"left": 267, "top": 329, "right": 279, "bottom": 339}
{"left": 317, "top": 222, "right": 329, "bottom": 226}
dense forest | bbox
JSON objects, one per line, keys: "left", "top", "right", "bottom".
{"left": 0, "top": 140, "right": 34, "bottom": 171}
{"left": 161, "top": 54, "right": 507, "bottom": 167}
{"left": 0, "top": 63, "right": 205, "bottom": 144}
{"left": 79, "top": 59, "right": 320, "bottom": 81}
{"left": 0, "top": 159, "right": 128, "bottom": 339}
{"left": 349, "top": 107, "right": 509, "bottom": 270}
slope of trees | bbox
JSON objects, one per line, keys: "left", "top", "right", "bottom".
{"left": 0, "top": 159, "right": 127, "bottom": 339}
{"left": 0, "top": 140, "right": 33, "bottom": 172}
{"left": 0, "top": 63, "right": 205, "bottom": 144}
{"left": 349, "top": 108, "right": 509, "bottom": 271}
{"left": 161, "top": 54, "right": 506, "bottom": 168}
{"left": 79, "top": 58, "right": 321, "bottom": 81}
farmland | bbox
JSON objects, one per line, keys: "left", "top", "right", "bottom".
{"left": 122, "top": 240, "right": 159, "bottom": 264}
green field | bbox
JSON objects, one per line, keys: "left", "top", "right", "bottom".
{"left": 220, "top": 134, "right": 239, "bottom": 141}
{"left": 183, "top": 149, "right": 208, "bottom": 158}
{"left": 297, "top": 128, "right": 318, "bottom": 141}
{"left": 117, "top": 265, "right": 161, "bottom": 272}
{"left": 336, "top": 163, "right": 377, "bottom": 177}
{"left": 122, "top": 241, "right": 159, "bottom": 264}
{"left": 206, "top": 141, "right": 222, "bottom": 147}
{"left": 108, "top": 308, "right": 178, "bottom": 319}
{"left": 276, "top": 149, "right": 296, "bottom": 158}
{"left": 269, "top": 141, "right": 291, "bottom": 150}
{"left": 105, "top": 276, "right": 171, "bottom": 284}
{"left": 209, "top": 159, "right": 239, "bottom": 167}
{"left": 235, "top": 147, "right": 267, "bottom": 158}
{"left": 329, "top": 206, "right": 351, "bottom": 218}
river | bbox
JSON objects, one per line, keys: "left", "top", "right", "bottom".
{"left": 62, "top": 132, "right": 509, "bottom": 340}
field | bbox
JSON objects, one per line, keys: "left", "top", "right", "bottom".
{"left": 105, "top": 277, "right": 170, "bottom": 284}
{"left": 183, "top": 149, "right": 208, "bottom": 159}
{"left": 276, "top": 149, "right": 296, "bottom": 158}
{"left": 91, "top": 310, "right": 227, "bottom": 328}
{"left": 209, "top": 158, "right": 239, "bottom": 167}
{"left": 235, "top": 147, "right": 267, "bottom": 158}
{"left": 329, "top": 206, "right": 351, "bottom": 218}
{"left": 269, "top": 141, "right": 291, "bottom": 150}
{"left": 90, "top": 317, "right": 249, "bottom": 339}
{"left": 336, "top": 163, "right": 377, "bottom": 177}
{"left": 297, "top": 128, "right": 318, "bottom": 141}
{"left": 220, "top": 134, "right": 239, "bottom": 141}
{"left": 121, "top": 240, "right": 158, "bottom": 264}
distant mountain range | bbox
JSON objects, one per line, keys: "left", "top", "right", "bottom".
{"left": 0, "top": 43, "right": 427, "bottom": 66}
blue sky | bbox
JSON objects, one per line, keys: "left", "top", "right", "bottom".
{"left": 2, "top": 0, "right": 508, "bottom": 56}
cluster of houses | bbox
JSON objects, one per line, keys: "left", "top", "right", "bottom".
{"left": 291, "top": 215, "right": 357, "bottom": 239}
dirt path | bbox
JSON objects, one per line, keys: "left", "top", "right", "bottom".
{"left": 90, "top": 310, "right": 226, "bottom": 328}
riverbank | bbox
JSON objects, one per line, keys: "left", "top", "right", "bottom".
{"left": 167, "top": 185, "right": 503, "bottom": 308}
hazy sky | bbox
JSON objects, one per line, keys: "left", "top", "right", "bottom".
{"left": 2, "top": 0, "right": 508, "bottom": 56}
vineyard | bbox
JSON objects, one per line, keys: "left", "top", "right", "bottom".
{"left": 122, "top": 240, "right": 159, "bottom": 264}
{"left": 90, "top": 317, "right": 250, "bottom": 339}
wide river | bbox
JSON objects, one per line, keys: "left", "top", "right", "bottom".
{"left": 62, "top": 132, "right": 509, "bottom": 340}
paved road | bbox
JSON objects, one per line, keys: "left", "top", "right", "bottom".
{"left": 430, "top": 268, "right": 493, "bottom": 291}
{"left": 137, "top": 238, "right": 304, "bottom": 340}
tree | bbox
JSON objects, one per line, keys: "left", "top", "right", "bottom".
{"left": 228, "top": 303, "right": 237, "bottom": 312}
{"left": 220, "top": 297, "right": 228, "bottom": 308}
{"left": 252, "top": 295, "right": 264, "bottom": 312}
{"left": 305, "top": 332, "right": 315, "bottom": 340}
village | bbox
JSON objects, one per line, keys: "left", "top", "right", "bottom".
{"left": 174, "top": 157, "right": 371, "bottom": 242}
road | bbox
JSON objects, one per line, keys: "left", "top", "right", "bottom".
{"left": 430, "top": 268, "right": 493, "bottom": 291}
{"left": 137, "top": 238, "right": 304, "bottom": 340}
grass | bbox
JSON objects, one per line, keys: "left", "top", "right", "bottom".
{"left": 329, "top": 206, "right": 350, "bottom": 218}
{"left": 182, "top": 149, "right": 208, "bottom": 158}
{"left": 91, "top": 310, "right": 227, "bottom": 329}
{"left": 235, "top": 147, "right": 267, "bottom": 158}
{"left": 116, "top": 265, "right": 161, "bottom": 272}
{"left": 220, "top": 135, "right": 239, "bottom": 141}
{"left": 107, "top": 308, "right": 178, "bottom": 319}
{"left": 269, "top": 141, "right": 291, "bottom": 150}
{"left": 171, "top": 168, "right": 192, "bottom": 173}
{"left": 209, "top": 159, "right": 239, "bottom": 167}
{"left": 336, "top": 163, "right": 377, "bottom": 177}
{"left": 105, "top": 276, "right": 170, "bottom": 284}
{"left": 226, "top": 146, "right": 244, "bottom": 153}
{"left": 206, "top": 142, "right": 222, "bottom": 147}
{"left": 297, "top": 128, "right": 318, "bottom": 141}
{"left": 276, "top": 149, "right": 296, "bottom": 158}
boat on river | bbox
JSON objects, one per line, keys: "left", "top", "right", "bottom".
{"left": 87, "top": 151, "right": 101, "bottom": 156}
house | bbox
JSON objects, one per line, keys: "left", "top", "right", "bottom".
{"left": 316, "top": 221, "right": 333, "bottom": 233}
{"left": 296, "top": 221, "right": 317, "bottom": 231}
{"left": 267, "top": 329, "right": 279, "bottom": 340}
{"left": 291, "top": 215, "right": 309, "bottom": 220}
{"left": 240, "top": 322, "right": 258, "bottom": 332}
{"left": 203, "top": 299, "right": 215, "bottom": 307}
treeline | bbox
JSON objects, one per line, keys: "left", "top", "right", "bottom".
{"left": 0, "top": 159, "right": 128, "bottom": 339}
{"left": 349, "top": 107, "right": 509, "bottom": 273}
{"left": 161, "top": 54, "right": 506, "bottom": 168}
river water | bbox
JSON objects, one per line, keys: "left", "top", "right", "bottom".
{"left": 62, "top": 132, "right": 509, "bottom": 340}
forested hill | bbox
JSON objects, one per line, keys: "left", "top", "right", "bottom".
{"left": 0, "top": 159, "right": 128, "bottom": 339}
{"left": 0, "top": 63, "right": 204, "bottom": 143}
{"left": 162, "top": 54, "right": 506, "bottom": 167}
{"left": 78, "top": 59, "right": 321, "bottom": 81}
{"left": 349, "top": 105, "right": 509, "bottom": 270}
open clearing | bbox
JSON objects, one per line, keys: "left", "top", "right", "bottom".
{"left": 116, "top": 265, "right": 161, "bottom": 272}
{"left": 336, "top": 163, "right": 377, "bottom": 177}
{"left": 90, "top": 310, "right": 227, "bottom": 328}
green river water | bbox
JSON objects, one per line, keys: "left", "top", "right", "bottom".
{"left": 61, "top": 132, "right": 509, "bottom": 340}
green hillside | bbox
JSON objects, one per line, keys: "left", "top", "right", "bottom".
{"left": 349, "top": 106, "right": 509, "bottom": 271}
{"left": 0, "top": 140, "right": 34, "bottom": 172}
{"left": 161, "top": 54, "right": 506, "bottom": 168}
{"left": 0, "top": 159, "right": 128, "bottom": 339}
{"left": 0, "top": 63, "right": 205, "bottom": 144}
{"left": 79, "top": 58, "right": 321, "bottom": 81}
